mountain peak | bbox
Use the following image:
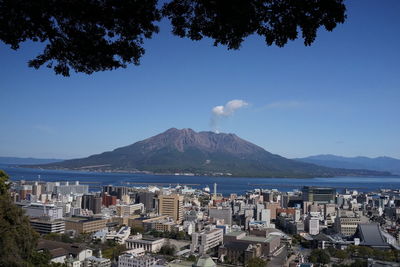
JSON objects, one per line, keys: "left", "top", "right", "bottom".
{"left": 37, "top": 130, "right": 393, "bottom": 177}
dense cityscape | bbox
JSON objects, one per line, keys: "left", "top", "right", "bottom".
{"left": 4, "top": 175, "right": 400, "bottom": 267}
{"left": 1, "top": 1, "right": 399, "bottom": 267}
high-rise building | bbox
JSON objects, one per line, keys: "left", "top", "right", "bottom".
{"left": 102, "top": 194, "right": 117, "bottom": 207}
{"left": 102, "top": 185, "right": 130, "bottom": 200}
{"left": 137, "top": 192, "right": 155, "bottom": 211}
{"left": 334, "top": 211, "right": 364, "bottom": 236}
{"left": 158, "top": 194, "right": 184, "bottom": 223}
{"left": 32, "top": 182, "right": 42, "bottom": 196}
{"left": 54, "top": 181, "right": 88, "bottom": 195}
{"left": 306, "top": 217, "right": 319, "bottom": 235}
{"left": 265, "top": 203, "right": 280, "bottom": 220}
{"left": 302, "top": 186, "right": 336, "bottom": 204}
{"left": 82, "top": 194, "right": 102, "bottom": 214}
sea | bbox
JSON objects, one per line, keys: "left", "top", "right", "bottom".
{"left": 1, "top": 164, "right": 400, "bottom": 196}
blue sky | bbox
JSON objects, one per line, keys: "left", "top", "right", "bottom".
{"left": 1, "top": 0, "right": 399, "bottom": 159}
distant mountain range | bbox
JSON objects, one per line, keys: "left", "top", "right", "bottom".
{"left": 0, "top": 156, "right": 63, "bottom": 165}
{"left": 295, "top": 155, "right": 400, "bottom": 175}
{"left": 31, "top": 128, "right": 391, "bottom": 178}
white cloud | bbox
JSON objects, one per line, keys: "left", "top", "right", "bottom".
{"left": 212, "top": 99, "right": 249, "bottom": 116}
{"left": 210, "top": 99, "right": 248, "bottom": 132}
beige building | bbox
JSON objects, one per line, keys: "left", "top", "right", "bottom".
{"left": 128, "top": 215, "right": 168, "bottom": 229}
{"left": 116, "top": 204, "right": 144, "bottom": 217}
{"left": 222, "top": 231, "right": 281, "bottom": 257}
{"left": 191, "top": 227, "right": 224, "bottom": 254}
{"left": 334, "top": 211, "right": 367, "bottom": 236}
{"left": 158, "top": 194, "right": 184, "bottom": 223}
{"left": 64, "top": 217, "right": 107, "bottom": 234}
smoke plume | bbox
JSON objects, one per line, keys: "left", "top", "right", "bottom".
{"left": 211, "top": 99, "right": 248, "bottom": 133}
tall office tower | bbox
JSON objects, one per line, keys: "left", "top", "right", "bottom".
{"left": 265, "top": 202, "right": 281, "bottom": 220}
{"left": 302, "top": 186, "right": 336, "bottom": 204}
{"left": 138, "top": 192, "right": 156, "bottom": 211}
{"left": 116, "top": 187, "right": 129, "bottom": 200}
{"left": 92, "top": 197, "right": 102, "bottom": 214}
{"left": 158, "top": 194, "right": 184, "bottom": 223}
{"left": 102, "top": 185, "right": 129, "bottom": 200}
{"left": 32, "top": 182, "right": 42, "bottom": 196}
{"left": 103, "top": 185, "right": 114, "bottom": 195}
{"left": 262, "top": 191, "right": 274, "bottom": 202}
{"left": 82, "top": 194, "right": 102, "bottom": 214}
{"left": 82, "top": 194, "right": 93, "bottom": 210}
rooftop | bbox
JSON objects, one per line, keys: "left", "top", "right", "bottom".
{"left": 64, "top": 216, "right": 105, "bottom": 222}
{"left": 224, "top": 231, "right": 245, "bottom": 237}
{"left": 356, "top": 223, "right": 391, "bottom": 248}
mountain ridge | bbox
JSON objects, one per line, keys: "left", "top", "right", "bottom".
{"left": 0, "top": 156, "right": 64, "bottom": 165}
{"left": 295, "top": 154, "right": 400, "bottom": 175}
{"left": 32, "top": 128, "right": 393, "bottom": 178}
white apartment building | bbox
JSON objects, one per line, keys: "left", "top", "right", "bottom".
{"left": 126, "top": 237, "right": 165, "bottom": 253}
{"left": 309, "top": 218, "right": 320, "bottom": 235}
{"left": 118, "top": 252, "right": 156, "bottom": 267}
{"left": 23, "top": 203, "right": 63, "bottom": 220}
{"left": 83, "top": 256, "right": 111, "bottom": 267}
{"left": 191, "top": 227, "right": 223, "bottom": 254}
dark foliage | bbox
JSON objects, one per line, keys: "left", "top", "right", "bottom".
{"left": 0, "top": 170, "right": 39, "bottom": 266}
{"left": 159, "top": 243, "right": 177, "bottom": 256}
{"left": 246, "top": 257, "right": 268, "bottom": 267}
{"left": 0, "top": 0, "right": 346, "bottom": 76}
{"left": 309, "top": 249, "right": 331, "bottom": 266}
{"left": 149, "top": 229, "right": 189, "bottom": 240}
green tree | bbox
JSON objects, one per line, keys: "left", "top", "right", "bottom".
{"left": 246, "top": 257, "right": 268, "bottom": 267}
{"left": 187, "top": 255, "right": 197, "bottom": 262}
{"left": 103, "top": 244, "right": 127, "bottom": 261}
{"left": 0, "top": 170, "right": 41, "bottom": 266}
{"left": 309, "top": 249, "right": 331, "bottom": 266}
{"left": 0, "top": 0, "right": 346, "bottom": 76}
{"left": 131, "top": 226, "right": 145, "bottom": 235}
{"left": 334, "top": 249, "right": 349, "bottom": 262}
{"left": 159, "top": 243, "right": 177, "bottom": 256}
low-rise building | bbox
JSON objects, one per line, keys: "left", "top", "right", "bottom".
{"left": 118, "top": 253, "right": 156, "bottom": 267}
{"left": 64, "top": 217, "right": 107, "bottom": 234}
{"left": 30, "top": 218, "right": 65, "bottom": 234}
{"left": 126, "top": 236, "right": 165, "bottom": 253}
{"left": 37, "top": 239, "right": 93, "bottom": 263}
{"left": 221, "top": 231, "right": 281, "bottom": 258}
{"left": 106, "top": 226, "right": 131, "bottom": 244}
{"left": 83, "top": 256, "right": 111, "bottom": 267}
